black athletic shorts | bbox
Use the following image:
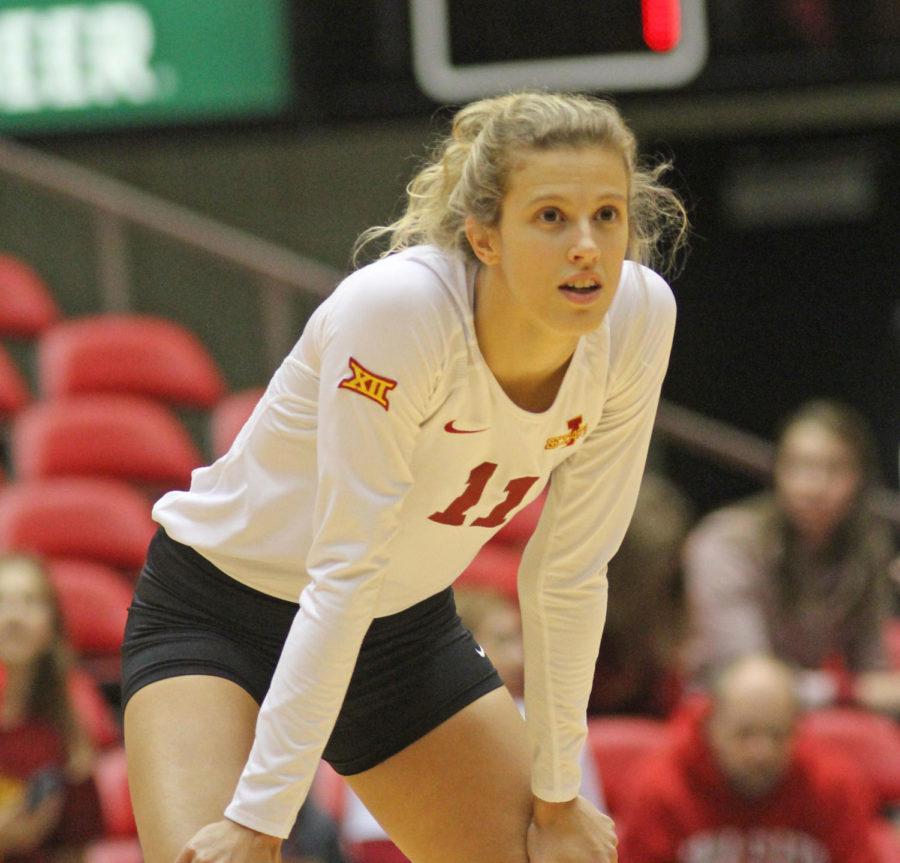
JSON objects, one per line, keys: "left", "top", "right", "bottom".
{"left": 120, "top": 528, "right": 503, "bottom": 775}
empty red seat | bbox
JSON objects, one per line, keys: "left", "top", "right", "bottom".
{"left": 11, "top": 394, "right": 203, "bottom": 489}
{"left": 68, "top": 666, "right": 121, "bottom": 748}
{"left": 0, "top": 254, "right": 60, "bottom": 337}
{"left": 210, "top": 386, "right": 265, "bottom": 458}
{"left": 455, "top": 542, "right": 520, "bottom": 602}
{"left": 492, "top": 490, "right": 546, "bottom": 550}
{"left": 48, "top": 559, "right": 132, "bottom": 656}
{"left": 800, "top": 707, "right": 900, "bottom": 806}
{"left": 0, "top": 477, "right": 156, "bottom": 570}
{"left": 0, "top": 343, "right": 29, "bottom": 418}
{"left": 588, "top": 716, "right": 670, "bottom": 815}
{"left": 38, "top": 314, "right": 226, "bottom": 407}
{"left": 93, "top": 746, "right": 136, "bottom": 837}
{"left": 84, "top": 838, "right": 143, "bottom": 863}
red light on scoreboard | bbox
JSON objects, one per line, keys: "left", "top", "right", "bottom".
{"left": 643, "top": 0, "right": 681, "bottom": 53}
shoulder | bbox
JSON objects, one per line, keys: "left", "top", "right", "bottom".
{"left": 691, "top": 501, "right": 765, "bottom": 541}
{"left": 602, "top": 263, "right": 676, "bottom": 375}
{"left": 607, "top": 262, "right": 676, "bottom": 333}
{"left": 297, "top": 245, "right": 471, "bottom": 382}
{"left": 332, "top": 245, "right": 466, "bottom": 316}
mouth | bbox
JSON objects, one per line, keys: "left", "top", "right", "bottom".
{"left": 559, "top": 276, "right": 602, "bottom": 304}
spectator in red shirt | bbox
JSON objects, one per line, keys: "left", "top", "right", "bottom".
{"left": 618, "top": 654, "right": 879, "bottom": 863}
{"left": 0, "top": 554, "right": 103, "bottom": 863}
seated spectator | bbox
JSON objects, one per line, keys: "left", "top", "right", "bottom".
{"left": 684, "top": 399, "right": 899, "bottom": 714}
{"left": 0, "top": 554, "right": 104, "bottom": 863}
{"left": 618, "top": 654, "right": 879, "bottom": 863}
{"left": 337, "top": 586, "right": 605, "bottom": 861}
{"left": 588, "top": 472, "right": 694, "bottom": 717}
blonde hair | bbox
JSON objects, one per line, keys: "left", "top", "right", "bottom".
{"left": 355, "top": 90, "right": 689, "bottom": 276}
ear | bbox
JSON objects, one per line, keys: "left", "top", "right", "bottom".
{"left": 465, "top": 216, "right": 501, "bottom": 266}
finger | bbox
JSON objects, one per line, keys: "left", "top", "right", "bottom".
{"left": 173, "top": 844, "right": 195, "bottom": 863}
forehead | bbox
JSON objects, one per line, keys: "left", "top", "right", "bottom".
{"left": 715, "top": 688, "right": 795, "bottom": 732}
{"left": 504, "top": 145, "right": 629, "bottom": 202}
{"left": 780, "top": 421, "right": 854, "bottom": 461}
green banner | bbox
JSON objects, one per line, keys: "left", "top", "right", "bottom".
{"left": 0, "top": 0, "right": 291, "bottom": 132}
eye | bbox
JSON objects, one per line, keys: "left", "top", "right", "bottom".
{"left": 536, "top": 207, "right": 564, "bottom": 224}
{"left": 595, "top": 205, "right": 620, "bottom": 222}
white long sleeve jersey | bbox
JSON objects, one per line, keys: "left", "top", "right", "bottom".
{"left": 153, "top": 245, "right": 676, "bottom": 838}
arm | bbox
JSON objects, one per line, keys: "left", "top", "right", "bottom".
{"left": 519, "top": 270, "right": 675, "bottom": 856}
{"left": 222, "top": 272, "right": 446, "bottom": 838}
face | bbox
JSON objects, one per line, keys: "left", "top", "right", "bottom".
{"left": 0, "top": 561, "right": 55, "bottom": 668}
{"left": 774, "top": 420, "right": 863, "bottom": 547}
{"left": 707, "top": 686, "right": 796, "bottom": 799}
{"left": 473, "top": 604, "right": 525, "bottom": 699}
{"left": 468, "top": 145, "right": 630, "bottom": 344}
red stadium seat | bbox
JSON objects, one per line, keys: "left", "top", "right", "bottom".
{"left": 0, "top": 344, "right": 29, "bottom": 418}
{"left": 800, "top": 707, "right": 900, "bottom": 806}
{"left": 68, "top": 667, "right": 121, "bottom": 748}
{"left": 38, "top": 313, "right": 227, "bottom": 407}
{"left": 492, "top": 490, "right": 546, "bottom": 551}
{"left": 85, "top": 838, "right": 143, "bottom": 863}
{"left": 0, "top": 477, "right": 156, "bottom": 570}
{"left": 310, "top": 761, "right": 348, "bottom": 824}
{"left": 93, "top": 746, "right": 136, "bottom": 836}
{"left": 870, "top": 818, "right": 900, "bottom": 863}
{"left": 587, "top": 716, "right": 670, "bottom": 815}
{"left": 48, "top": 558, "right": 132, "bottom": 655}
{"left": 455, "top": 541, "right": 520, "bottom": 602}
{"left": 351, "top": 841, "right": 411, "bottom": 863}
{"left": 210, "top": 386, "right": 265, "bottom": 458}
{"left": 11, "top": 394, "right": 203, "bottom": 489}
{"left": 0, "top": 254, "right": 60, "bottom": 337}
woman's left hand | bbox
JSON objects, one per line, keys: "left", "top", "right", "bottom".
{"left": 526, "top": 795, "right": 617, "bottom": 863}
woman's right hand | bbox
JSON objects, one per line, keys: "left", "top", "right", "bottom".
{"left": 174, "top": 819, "right": 282, "bottom": 863}
{"left": 526, "top": 795, "right": 617, "bottom": 863}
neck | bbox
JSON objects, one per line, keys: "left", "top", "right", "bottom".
{"left": 474, "top": 268, "right": 578, "bottom": 411}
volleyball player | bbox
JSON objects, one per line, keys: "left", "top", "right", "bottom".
{"left": 121, "top": 91, "right": 688, "bottom": 863}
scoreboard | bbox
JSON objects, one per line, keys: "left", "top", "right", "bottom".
{"left": 410, "top": 0, "right": 708, "bottom": 100}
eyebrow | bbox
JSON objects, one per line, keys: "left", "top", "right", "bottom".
{"left": 523, "top": 192, "right": 628, "bottom": 207}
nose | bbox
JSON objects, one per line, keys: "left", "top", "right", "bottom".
{"left": 567, "top": 220, "right": 600, "bottom": 265}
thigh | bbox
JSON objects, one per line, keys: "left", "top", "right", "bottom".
{"left": 123, "top": 675, "right": 260, "bottom": 863}
{"left": 345, "top": 687, "right": 533, "bottom": 863}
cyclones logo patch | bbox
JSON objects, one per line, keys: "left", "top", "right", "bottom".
{"left": 545, "top": 415, "right": 587, "bottom": 449}
{"left": 338, "top": 357, "right": 397, "bottom": 410}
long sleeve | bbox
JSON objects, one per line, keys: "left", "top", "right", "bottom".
{"left": 224, "top": 270, "right": 449, "bottom": 837}
{"left": 519, "top": 270, "right": 676, "bottom": 802}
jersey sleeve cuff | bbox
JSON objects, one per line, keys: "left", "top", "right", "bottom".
{"left": 224, "top": 805, "right": 293, "bottom": 841}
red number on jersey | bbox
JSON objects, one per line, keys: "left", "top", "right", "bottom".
{"left": 429, "top": 461, "right": 539, "bottom": 528}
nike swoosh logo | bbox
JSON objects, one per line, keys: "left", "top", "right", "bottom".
{"left": 444, "top": 420, "right": 488, "bottom": 434}
{"left": 475, "top": 645, "right": 486, "bottom": 657}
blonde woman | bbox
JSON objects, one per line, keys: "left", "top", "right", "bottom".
{"left": 122, "top": 90, "right": 688, "bottom": 863}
